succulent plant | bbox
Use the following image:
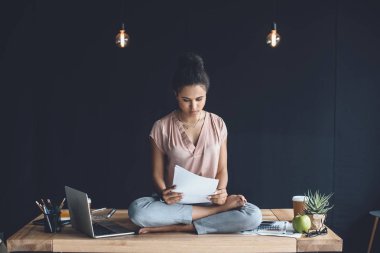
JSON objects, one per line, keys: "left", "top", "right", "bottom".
{"left": 304, "top": 190, "right": 334, "bottom": 215}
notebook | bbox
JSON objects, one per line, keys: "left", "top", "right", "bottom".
{"left": 255, "top": 221, "right": 289, "bottom": 234}
{"left": 65, "top": 186, "right": 135, "bottom": 238}
{"left": 241, "top": 221, "right": 302, "bottom": 238}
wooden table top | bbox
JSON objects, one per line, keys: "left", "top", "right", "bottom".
{"left": 7, "top": 209, "right": 342, "bottom": 253}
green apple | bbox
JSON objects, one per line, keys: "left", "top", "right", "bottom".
{"left": 292, "top": 214, "right": 311, "bottom": 233}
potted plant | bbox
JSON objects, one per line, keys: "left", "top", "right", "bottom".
{"left": 304, "top": 190, "right": 334, "bottom": 230}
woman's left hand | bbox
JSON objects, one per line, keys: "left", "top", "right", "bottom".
{"left": 209, "top": 188, "right": 228, "bottom": 205}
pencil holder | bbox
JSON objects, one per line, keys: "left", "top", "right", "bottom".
{"left": 44, "top": 209, "right": 62, "bottom": 233}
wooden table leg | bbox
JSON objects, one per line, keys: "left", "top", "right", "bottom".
{"left": 368, "top": 216, "right": 379, "bottom": 253}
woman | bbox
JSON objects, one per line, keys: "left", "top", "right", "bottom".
{"left": 128, "top": 53, "right": 262, "bottom": 234}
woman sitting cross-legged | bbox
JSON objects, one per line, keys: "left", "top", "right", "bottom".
{"left": 128, "top": 53, "right": 262, "bottom": 235}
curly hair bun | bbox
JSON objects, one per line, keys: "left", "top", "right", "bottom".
{"left": 177, "top": 52, "right": 205, "bottom": 70}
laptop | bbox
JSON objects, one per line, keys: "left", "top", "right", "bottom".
{"left": 65, "top": 186, "right": 135, "bottom": 238}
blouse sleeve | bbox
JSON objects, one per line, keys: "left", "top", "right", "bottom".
{"left": 220, "top": 118, "right": 228, "bottom": 143}
{"left": 149, "top": 120, "right": 166, "bottom": 153}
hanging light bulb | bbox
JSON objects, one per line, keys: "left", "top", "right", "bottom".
{"left": 266, "top": 22, "right": 280, "bottom": 48}
{"left": 115, "top": 23, "right": 129, "bottom": 48}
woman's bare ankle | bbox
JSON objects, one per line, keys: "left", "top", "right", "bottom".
{"left": 175, "top": 224, "right": 195, "bottom": 232}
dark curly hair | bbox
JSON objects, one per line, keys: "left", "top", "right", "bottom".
{"left": 172, "top": 53, "right": 210, "bottom": 94}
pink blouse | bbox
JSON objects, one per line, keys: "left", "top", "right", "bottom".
{"left": 150, "top": 111, "right": 228, "bottom": 186}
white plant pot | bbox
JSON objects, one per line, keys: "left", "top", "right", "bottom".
{"left": 307, "top": 214, "right": 326, "bottom": 230}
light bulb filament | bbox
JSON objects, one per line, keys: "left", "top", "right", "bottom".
{"left": 120, "top": 30, "right": 125, "bottom": 47}
{"left": 271, "top": 30, "right": 277, "bottom": 47}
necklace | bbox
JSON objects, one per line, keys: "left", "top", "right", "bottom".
{"left": 178, "top": 111, "right": 203, "bottom": 130}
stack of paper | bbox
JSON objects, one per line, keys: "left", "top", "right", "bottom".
{"left": 172, "top": 165, "right": 219, "bottom": 204}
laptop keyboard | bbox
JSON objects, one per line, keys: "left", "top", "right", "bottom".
{"left": 93, "top": 221, "right": 131, "bottom": 236}
{"left": 93, "top": 223, "right": 116, "bottom": 236}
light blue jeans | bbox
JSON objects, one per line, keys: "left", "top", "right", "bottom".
{"left": 128, "top": 196, "right": 262, "bottom": 235}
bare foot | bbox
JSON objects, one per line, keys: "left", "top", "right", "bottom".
{"left": 191, "top": 195, "right": 247, "bottom": 220}
{"left": 221, "top": 195, "right": 246, "bottom": 211}
{"left": 139, "top": 224, "right": 195, "bottom": 234}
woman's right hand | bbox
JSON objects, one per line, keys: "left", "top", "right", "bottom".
{"left": 161, "top": 185, "right": 183, "bottom": 205}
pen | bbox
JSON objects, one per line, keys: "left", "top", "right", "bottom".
{"left": 47, "top": 199, "right": 53, "bottom": 208}
{"left": 40, "top": 199, "right": 48, "bottom": 211}
{"left": 35, "top": 201, "right": 44, "bottom": 213}
{"left": 91, "top": 207, "right": 106, "bottom": 213}
{"left": 261, "top": 221, "right": 275, "bottom": 224}
{"left": 106, "top": 208, "right": 116, "bottom": 218}
{"left": 43, "top": 205, "right": 53, "bottom": 232}
{"left": 59, "top": 198, "right": 66, "bottom": 209}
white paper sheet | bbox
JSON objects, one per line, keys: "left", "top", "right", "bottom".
{"left": 172, "top": 165, "right": 219, "bottom": 204}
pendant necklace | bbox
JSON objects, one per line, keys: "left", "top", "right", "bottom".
{"left": 178, "top": 111, "right": 202, "bottom": 130}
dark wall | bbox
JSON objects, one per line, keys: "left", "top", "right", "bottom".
{"left": 335, "top": 1, "right": 380, "bottom": 252}
{"left": 0, "top": 1, "right": 379, "bottom": 252}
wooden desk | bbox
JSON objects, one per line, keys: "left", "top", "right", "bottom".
{"left": 7, "top": 209, "right": 342, "bottom": 253}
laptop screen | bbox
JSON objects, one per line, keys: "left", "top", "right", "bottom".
{"left": 65, "top": 186, "right": 95, "bottom": 237}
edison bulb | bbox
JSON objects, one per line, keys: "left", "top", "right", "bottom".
{"left": 116, "top": 25, "right": 129, "bottom": 48}
{"left": 266, "top": 23, "right": 280, "bottom": 48}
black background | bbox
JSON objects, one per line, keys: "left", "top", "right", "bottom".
{"left": 1, "top": 1, "right": 380, "bottom": 252}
